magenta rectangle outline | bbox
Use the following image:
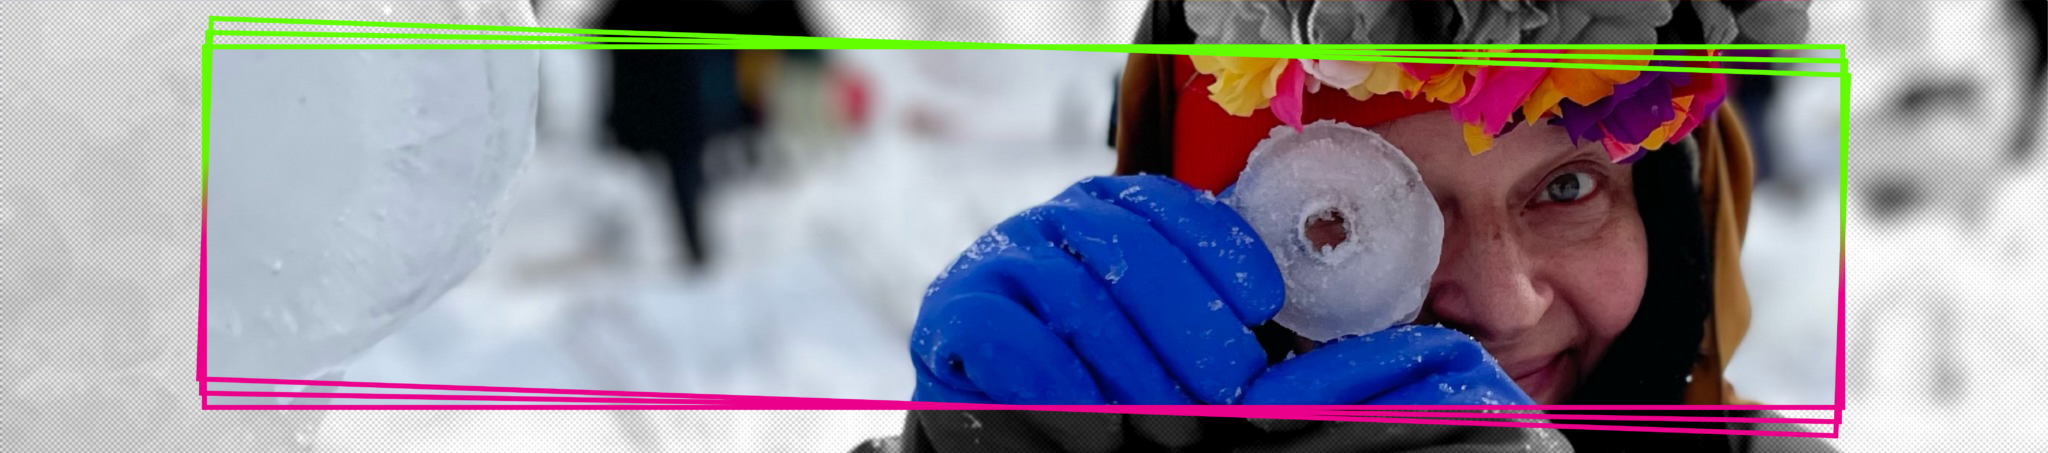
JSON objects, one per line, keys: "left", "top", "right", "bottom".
{"left": 196, "top": 375, "right": 1841, "bottom": 433}
{"left": 195, "top": 373, "right": 1843, "bottom": 412}
{"left": 203, "top": 389, "right": 1837, "bottom": 426}
{"left": 195, "top": 404, "right": 1835, "bottom": 439}
{"left": 199, "top": 387, "right": 1836, "bottom": 438}
{"left": 200, "top": 376, "right": 1841, "bottom": 414}
{"left": 199, "top": 374, "right": 1845, "bottom": 429}
{"left": 195, "top": 25, "right": 1850, "bottom": 439}
{"left": 201, "top": 384, "right": 1840, "bottom": 422}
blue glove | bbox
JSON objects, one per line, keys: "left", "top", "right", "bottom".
{"left": 1243, "top": 325, "right": 1536, "bottom": 405}
{"left": 910, "top": 175, "right": 1287, "bottom": 405}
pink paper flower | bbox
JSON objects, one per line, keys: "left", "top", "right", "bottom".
{"left": 1450, "top": 55, "right": 1553, "bottom": 147}
{"left": 1272, "top": 60, "right": 1308, "bottom": 132}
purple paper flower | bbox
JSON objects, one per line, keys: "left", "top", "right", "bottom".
{"left": 1556, "top": 50, "right": 1692, "bottom": 146}
{"left": 1602, "top": 80, "right": 1676, "bottom": 145}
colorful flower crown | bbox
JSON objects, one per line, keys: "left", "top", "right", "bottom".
{"left": 1191, "top": 50, "right": 1728, "bottom": 164}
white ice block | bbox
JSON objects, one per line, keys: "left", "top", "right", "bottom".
{"left": 206, "top": 49, "right": 538, "bottom": 381}
{"left": 1223, "top": 120, "right": 1444, "bottom": 342}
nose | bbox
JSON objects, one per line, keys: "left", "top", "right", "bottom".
{"left": 1423, "top": 212, "right": 1553, "bottom": 342}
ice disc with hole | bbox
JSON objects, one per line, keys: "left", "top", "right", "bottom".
{"left": 1223, "top": 120, "right": 1444, "bottom": 342}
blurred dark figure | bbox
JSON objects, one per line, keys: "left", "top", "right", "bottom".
{"left": 595, "top": 1, "right": 815, "bottom": 271}
{"left": 2015, "top": 0, "right": 2046, "bottom": 161}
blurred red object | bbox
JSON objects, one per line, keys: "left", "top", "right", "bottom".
{"left": 831, "top": 66, "right": 871, "bottom": 131}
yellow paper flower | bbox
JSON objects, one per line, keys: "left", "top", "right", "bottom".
{"left": 1419, "top": 64, "right": 1477, "bottom": 104}
{"left": 1519, "top": 79, "right": 1568, "bottom": 125}
{"left": 1191, "top": 56, "right": 1291, "bottom": 117}
{"left": 1409, "top": 50, "right": 1522, "bottom": 104}
{"left": 1463, "top": 123, "right": 1495, "bottom": 155}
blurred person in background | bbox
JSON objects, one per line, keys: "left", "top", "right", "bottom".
{"left": 1835, "top": 0, "right": 2044, "bottom": 227}
{"left": 596, "top": 0, "right": 815, "bottom": 272}
{"left": 874, "top": 2, "right": 1833, "bottom": 452}
{"left": 1818, "top": 0, "right": 2048, "bottom": 451}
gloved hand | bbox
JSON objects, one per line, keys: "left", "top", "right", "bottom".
{"left": 1244, "top": 325, "right": 1536, "bottom": 405}
{"left": 909, "top": 174, "right": 1533, "bottom": 407}
{"left": 910, "top": 175, "right": 1287, "bottom": 405}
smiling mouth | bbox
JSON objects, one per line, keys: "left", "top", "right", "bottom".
{"left": 1509, "top": 353, "right": 1568, "bottom": 397}
{"left": 1512, "top": 357, "right": 1554, "bottom": 380}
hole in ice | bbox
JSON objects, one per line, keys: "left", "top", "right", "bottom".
{"left": 1302, "top": 208, "right": 1350, "bottom": 253}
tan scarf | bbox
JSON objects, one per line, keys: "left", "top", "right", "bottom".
{"left": 1686, "top": 103, "right": 1759, "bottom": 405}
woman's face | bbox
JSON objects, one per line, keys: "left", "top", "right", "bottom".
{"left": 1372, "top": 110, "right": 1650, "bottom": 404}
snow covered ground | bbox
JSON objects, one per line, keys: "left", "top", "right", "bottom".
{"left": 335, "top": 47, "right": 1123, "bottom": 449}
{"left": 346, "top": 46, "right": 1124, "bottom": 394}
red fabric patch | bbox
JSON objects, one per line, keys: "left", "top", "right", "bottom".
{"left": 1170, "top": 56, "right": 1450, "bottom": 193}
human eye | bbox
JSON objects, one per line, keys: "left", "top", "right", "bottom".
{"left": 1538, "top": 171, "right": 1599, "bottom": 204}
{"left": 1522, "top": 162, "right": 1620, "bottom": 243}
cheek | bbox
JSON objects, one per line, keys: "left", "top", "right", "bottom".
{"left": 1539, "top": 213, "right": 1648, "bottom": 359}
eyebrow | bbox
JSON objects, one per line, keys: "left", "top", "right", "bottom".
{"left": 1534, "top": 138, "right": 1608, "bottom": 168}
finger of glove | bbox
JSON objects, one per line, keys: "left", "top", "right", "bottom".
{"left": 908, "top": 289, "right": 1029, "bottom": 393}
{"left": 1242, "top": 326, "right": 1489, "bottom": 405}
{"left": 910, "top": 292, "right": 1105, "bottom": 404}
{"left": 1366, "top": 367, "right": 1535, "bottom": 406}
{"left": 910, "top": 358, "right": 997, "bottom": 403}
{"left": 1075, "top": 175, "right": 1285, "bottom": 325}
{"left": 943, "top": 219, "right": 1194, "bottom": 405}
{"left": 1035, "top": 197, "right": 1266, "bottom": 404}
{"left": 915, "top": 223, "right": 1101, "bottom": 399}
